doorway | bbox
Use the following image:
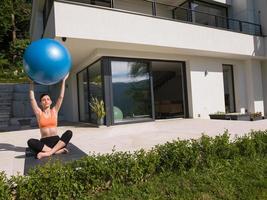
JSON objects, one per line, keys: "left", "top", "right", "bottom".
{"left": 151, "top": 61, "right": 187, "bottom": 119}
{"left": 223, "top": 64, "right": 236, "bottom": 113}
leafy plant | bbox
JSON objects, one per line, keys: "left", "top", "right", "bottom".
{"left": 250, "top": 112, "right": 262, "bottom": 118}
{"left": 0, "top": 172, "right": 12, "bottom": 200}
{"left": 89, "top": 96, "right": 106, "bottom": 121}
{"left": 214, "top": 111, "right": 225, "bottom": 115}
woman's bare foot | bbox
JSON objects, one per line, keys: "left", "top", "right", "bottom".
{"left": 55, "top": 148, "right": 69, "bottom": 155}
{"left": 36, "top": 148, "right": 68, "bottom": 159}
{"left": 37, "top": 151, "right": 52, "bottom": 159}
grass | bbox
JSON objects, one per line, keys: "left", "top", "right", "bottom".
{"left": 92, "top": 156, "right": 267, "bottom": 200}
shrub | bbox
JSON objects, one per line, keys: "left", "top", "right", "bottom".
{"left": 0, "top": 130, "right": 266, "bottom": 199}
{"left": 0, "top": 172, "right": 12, "bottom": 200}
{"left": 13, "top": 160, "right": 84, "bottom": 200}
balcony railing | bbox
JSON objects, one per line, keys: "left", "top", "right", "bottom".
{"left": 172, "top": 6, "right": 262, "bottom": 36}
{"left": 51, "top": 0, "right": 262, "bottom": 36}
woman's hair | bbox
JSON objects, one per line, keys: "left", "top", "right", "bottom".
{"left": 40, "top": 93, "right": 50, "bottom": 101}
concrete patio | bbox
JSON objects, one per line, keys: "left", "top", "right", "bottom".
{"left": 0, "top": 118, "right": 266, "bottom": 177}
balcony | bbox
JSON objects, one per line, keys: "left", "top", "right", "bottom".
{"left": 46, "top": 0, "right": 262, "bottom": 36}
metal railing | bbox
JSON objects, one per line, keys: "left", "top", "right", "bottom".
{"left": 172, "top": 6, "right": 262, "bottom": 36}
{"left": 54, "top": 0, "right": 262, "bottom": 36}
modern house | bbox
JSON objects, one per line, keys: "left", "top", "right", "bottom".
{"left": 30, "top": 0, "right": 267, "bottom": 126}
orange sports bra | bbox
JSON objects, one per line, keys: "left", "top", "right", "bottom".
{"left": 38, "top": 109, "right": 57, "bottom": 128}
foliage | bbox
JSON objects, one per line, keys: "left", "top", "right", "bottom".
{"left": 9, "top": 39, "right": 30, "bottom": 66}
{"left": 250, "top": 112, "right": 262, "bottom": 118}
{"left": 91, "top": 75, "right": 102, "bottom": 86}
{"left": 0, "top": 0, "right": 31, "bottom": 83}
{"left": 0, "top": 0, "right": 12, "bottom": 42}
{"left": 0, "top": 172, "right": 12, "bottom": 200}
{"left": 89, "top": 96, "right": 106, "bottom": 120}
{"left": 12, "top": 161, "right": 84, "bottom": 200}
{"left": 0, "top": 39, "right": 30, "bottom": 82}
{"left": 98, "top": 156, "right": 267, "bottom": 199}
{"left": 213, "top": 111, "right": 225, "bottom": 115}
{"left": 0, "top": 0, "right": 31, "bottom": 42}
{"left": 0, "top": 130, "right": 266, "bottom": 199}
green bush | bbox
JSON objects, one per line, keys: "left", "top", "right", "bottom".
{"left": 0, "top": 39, "right": 30, "bottom": 83}
{"left": 0, "top": 130, "right": 266, "bottom": 199}
{"left": 12, "top": 160, "right": 84, "bottom": 200}
{"left": 0, "top": 172, "right": 11, "bottom": 200}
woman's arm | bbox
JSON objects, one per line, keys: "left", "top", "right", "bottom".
{"left": 54, "top": 73, "right": 69, "bottom": 112}
{"left": 29, "top": 81, "right": 42, "bottom": 115}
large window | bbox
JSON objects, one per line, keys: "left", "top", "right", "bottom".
{"left": 77, "top": 57, "right": 188, "bottom": 125}
{"left": 77, "top": 60, "right": 103, "bottom": 124}
{"left": 192, "top": 1, "right": 227, "bottom": 28}
{"left": 74, "top": 0, "right": 111, "bottom": 7}
{"left": 88, "top": 61, "right": 103, "bottom": 123}
{"left": 111, "top": 60, "right": 152, "bottom": 123}
{"left": 77, "top": 69, "right": 89, "bottom": 121}
{"left": 152, "top": 61, "right": 186, "bottom": 119}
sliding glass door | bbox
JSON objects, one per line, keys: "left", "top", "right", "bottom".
{"left": 77, "top": 57, "right": 188, "bottom": 125}
{"left": 77, "top": 60, "right": 103, "bottom": 124}
{"left": 223, "top": 64, "right": 235, "bottom": 113}
{"left": 111, "top": 60, "right": 152, "bottom": 123}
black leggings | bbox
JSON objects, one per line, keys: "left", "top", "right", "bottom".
{"left": 27, "top": 130, "right": 72, "bottom": 153}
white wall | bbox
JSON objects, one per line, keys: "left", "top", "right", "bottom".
{"left": 53, "top": 2, "right": 265, "bottom": 58}
{"left": 245, "top": 60, "right": 264, "bottom": 114}
{"left": 189, "top": 58, "right": 225, "bottom": 118}
{"left": 233, "top": 62, "right": 248, "bottom": 113}
{"left": 261, "top": 61, "right": 267, "bottom": 115}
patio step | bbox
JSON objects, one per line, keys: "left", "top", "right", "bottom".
{"left": 0, "top": 118, "right": 9, "bottom": 127}
{"left": 0, "top": 84, "right": 14, "bottom": 92}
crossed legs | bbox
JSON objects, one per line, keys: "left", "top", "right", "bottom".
{"left": 27, "top": 130, "right": 72, "bottom": 159}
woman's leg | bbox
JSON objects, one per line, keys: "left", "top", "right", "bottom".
{"left": 60, "top": 130, "right": 73, "bottom": 145}
{"left": 37, "top": 130, "right": 72, "bottom": 159}
{"left": 27, "top": 138, "right": 52, "bottom": 154}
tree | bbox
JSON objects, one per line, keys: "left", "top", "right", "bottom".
{"left": 0, "top": 0, "right": 31, "bottom": 82}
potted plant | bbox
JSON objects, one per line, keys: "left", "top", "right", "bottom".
{"left": 209, "top": 111, "right": 227, "bottom": 120}
{"left": 250, "top": 112, "right": 262, "bottom": 121}
{"left": 89, "top": 96, "right": 106, "bottom": 126}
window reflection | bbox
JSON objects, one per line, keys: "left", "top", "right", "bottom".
{"left": 88, "top": 61, "right": 103, "bottom": 123}
{"left": 111, "top": 61, "right": 152, "bottom": 123}
{"left": 77, "top": 69, "right": 89, "bottom": 121}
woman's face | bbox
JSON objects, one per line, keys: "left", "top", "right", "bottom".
{"left": 40, "top": 95, "right": 52, "bottom": 109}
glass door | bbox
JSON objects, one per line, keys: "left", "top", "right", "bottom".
{"left": 111, "top": 60, "right": 152, "bottom": 123}
{"left": 223, "top": 64, "right": 236, "bottom": 113}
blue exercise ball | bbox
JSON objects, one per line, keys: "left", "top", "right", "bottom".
{"left": 23, "top": 38, "right": 72, "bottom": 85}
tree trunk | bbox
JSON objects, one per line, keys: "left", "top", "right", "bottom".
{"left": 11, "top": 13, "right": 16, "bottom": 41}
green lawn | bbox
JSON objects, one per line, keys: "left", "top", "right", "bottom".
{"left": 93, "top": 157, "right": 267, "bottom": 200}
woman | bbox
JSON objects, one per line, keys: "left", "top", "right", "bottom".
{"left": 27, "top": 74, "right": 72, "bottom": 159}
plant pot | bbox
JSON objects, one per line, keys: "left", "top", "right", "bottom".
{"left": 209, "top": 114, "right": 226, "bottom": 120}
{"left": 97, "top": 118, "right": 104, "bottom": 126}
{"left": 227, "top": 114, "right": 250, "bottom": 121}
{"left": 250, "top": 116, "right": 262, "bottom": 121}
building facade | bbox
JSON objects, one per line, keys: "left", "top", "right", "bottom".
{"left": 30, "top": 0, "right": 267, "bottom": 126}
